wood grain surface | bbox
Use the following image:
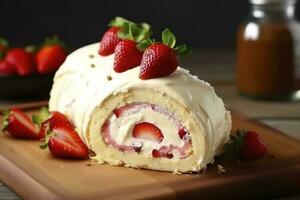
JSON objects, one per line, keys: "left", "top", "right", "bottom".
{"left": 0, "top": 107, "right": 300, "bottom": 200}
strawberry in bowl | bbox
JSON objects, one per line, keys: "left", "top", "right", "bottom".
{"left": 0, "top": 36, "right": 68, "bottom": 99}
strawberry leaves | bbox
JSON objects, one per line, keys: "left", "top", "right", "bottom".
{"left": 222, "top": 129, "right": 267, "bottom": 160}
{"left": 117, "top": 22, "right": 151, "bottom": 44}
{"left": 162, "top": 28, "right": 176, "bottom": 48}
{"left": 1, "top": 110, "right": 10, "bottom": 131}
{"left": 137, "top": 28, "right": 189, "bottom": 56}
{"left": 222, "top": 129, "right": 246, "bottom": 159}
{"left": 32, "top": 107, "right": 50, "bottom": 126}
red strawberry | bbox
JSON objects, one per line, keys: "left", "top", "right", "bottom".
{"left": 178, "top": 127, "right": 188, "bottom": 140}
{"left": 139, "top": 43, "right": 178, "bottom": 79}
{"left": 5, "top": 48, "right": 35, "bottom": 76}
{"left": 32, "top": 108, "right": 68, "bottom": 138}
{"left": 2, "top": 108, "right": 40, "bottom": 139}
{"left": 152, "top": 148, "right": 173, "bottom": 159}
{"left": 98, "top": 27, "right": 121, "bottom": 56}
{"left": 139, "top": 29, "right": 189, "bottom": 80}
{"left": 240, "top": 131, "right": 267, "bottom": 160}
{"left": 0, "top": 60, "right": 17, "bottom": 75}
{"left": 35, "top": 45, "right": 67, "bottom": 74}
{"left": 132, "top": 122, "right": 164, "bottom": 143}
{"left": 47, "top": 125, "right": 89, "bottom": 159}
{"left": 40, "top": 111, "right": 89, "bottom": 159}
{"left": 114, "top": 40, "right": 143, "bottom": 72}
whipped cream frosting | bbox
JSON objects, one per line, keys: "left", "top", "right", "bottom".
{"left": 49, "top": 43, "right": 231, "bottom": 167}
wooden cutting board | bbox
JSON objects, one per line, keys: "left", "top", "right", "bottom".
{"left": 0, "top": 105, "right": 300, "bottom": 200}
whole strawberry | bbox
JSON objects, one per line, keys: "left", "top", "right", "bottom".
{"left": 222, "top": 129, "right": 267, "bottom": 160}
{"left": 0, "top": 60, "right": 17, "bottom": 75}
{"left": 139, "top": 29, "right": 189, "bottom": 80}
{"left": 240, "top": 131, "right": 267, "bottom": 160}
{"left": 6, "top": 48, "right": 35, "bottom": 76}
{"left": 98, "top": 27, "right": 121, "bottom": 56}
{"left": 35, "top": 36, "right": 68, "bottom": 74}
{"left": 114, "top": 40, "right": 142, "bottom": 72}
{"left": 113, "top": 22, "right": 151, "bottom": 72}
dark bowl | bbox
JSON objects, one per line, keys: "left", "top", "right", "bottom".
{"left": 0, "top": 73, "right": 54, "bottom": 100}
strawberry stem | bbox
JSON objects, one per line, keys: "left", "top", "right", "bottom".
{"left": 0, "top": 37, "right": 9, "bottom": 48}
{"left": 32, "top": 107, "right": 50, "bottom": 126}
{"left": 1, "top": 110, "right": 10, "bottom": 131}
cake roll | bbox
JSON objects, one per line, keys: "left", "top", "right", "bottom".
{"left": 49, "top": 43, "right": 231, "bottom": 173}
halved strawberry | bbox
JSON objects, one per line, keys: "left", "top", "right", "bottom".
{"left": 152, "top": 148, "right": 173, "bottom": 159}
{"left": 132, "top": 122, "right": 164, "bottom": 143}
{"left": 98, "top": 27, "right": 121, "bottom": 56}
{"left": 39, "top": 111, "right": 89, "bottom": 159}
{"left": 2, "top": 108, "right": 40, "bottom": 139}
{"left": 47, "top": 125, "right": 89, "bottom": 159}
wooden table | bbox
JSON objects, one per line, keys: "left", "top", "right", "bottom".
{"left": 0, "top": 51, "right": 299, "bottom": 199}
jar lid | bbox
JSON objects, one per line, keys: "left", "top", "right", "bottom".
{"left": 250, "top": 0, "right": 296, "bottom": 5}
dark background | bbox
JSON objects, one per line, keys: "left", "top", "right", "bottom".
{"left": 1, "top": 0, "right": 300, "bottom": 49}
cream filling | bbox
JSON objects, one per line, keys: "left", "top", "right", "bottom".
{"left": 105, "top": 106, "right": 189, "bottom": 159}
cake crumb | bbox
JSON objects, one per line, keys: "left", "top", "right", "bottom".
{"left": 90, "top": 63, "right": 96, "bottom": 68}
{"left": 88, "top": 54, "right": 94, "bottom": 58}
{"left": 217, "top": 164, "right": 226, "bottom": 174}
{"left": 107, "top": 75, "right": 112, "bottom": 81}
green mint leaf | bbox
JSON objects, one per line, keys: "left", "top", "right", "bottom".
{"left": 174, "top": 44, "right": 190, "bottom": 56}
{"left": 137, "top": 39, "right": 153, "bottom": 51}
{"left": 0, "top": 37, "right": 9, "bottom": 47}
{"left": 162, "top": 28, "right": 176, "bottom": 48}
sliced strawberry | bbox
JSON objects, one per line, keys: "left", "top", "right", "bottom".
{"left": 47, "top": 125, "right": 89, "bottom": 159}
{"left": 98, "top": 27, "right": 121, "bottom": 56}
{"left": 240, "top": 131, "right": 267, "bottom": 160}
{"left": 113, "top": 103, "right": 144, "bottom": 118}
{"left": 113, "top": 40, "right": 142, "bottom": 72}
{"left": 132, "top": 122, "right": 164, "bottom": 143}
{"left": 35, "top": 44, "right": 67, "bottom": 74}
{"left": 5, "top": 48, "right": 35, "bottom": 76}
{"left": 2, "top": 108, "right": 40, "bottom": 139}
{"left": 178, "top": 127, "right": 188, "bottom": 139}
{"left": 40, "top": 111, "right": 89, "bottom": 159}
{"left": 152, "top": 149, "right": 173, "bottom": 159}
{"left": 0, "top": 60, "right": 17, "bottom": 75}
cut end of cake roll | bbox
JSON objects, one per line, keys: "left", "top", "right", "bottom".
{"left": 49, "top": 43, "right": 231, "bottom": 174}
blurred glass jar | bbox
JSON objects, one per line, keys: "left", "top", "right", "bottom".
{"left": 236, "top": 0, "right": 300, "bottom": 100}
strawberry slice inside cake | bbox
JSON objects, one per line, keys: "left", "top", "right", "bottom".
{"left": 102, "top": 103, "right": 192, "bottom": 159}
